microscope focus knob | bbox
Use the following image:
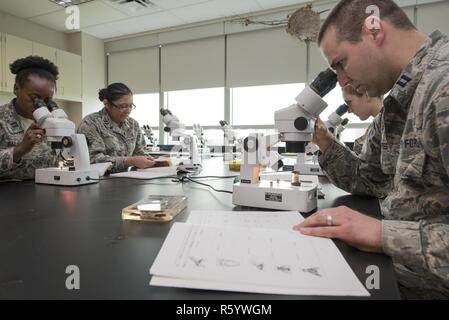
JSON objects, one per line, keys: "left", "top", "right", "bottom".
{"left": 62, "top": 136, "right": 73, "bottom": 148}
{"left": 243, "top": 136, "right": 259, "bottom": 152}
{"left": 294, "top": 117, "right": 309, "bottom": 131}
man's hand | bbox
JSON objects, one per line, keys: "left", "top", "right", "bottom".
{"left": 293, "top": 206, "right": 383, "bottom": 253}
{"left": 13, "top": 123, "right": 45, "bottom": 163}
{"left": 126, "top": 156, "right": 155, "bottom": 169}
{"left": 312, "top": 117, "right": 334, "bottom": 153}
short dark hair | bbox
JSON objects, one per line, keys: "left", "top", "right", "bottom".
{"left": 99, "top": 83, "right": 133, "bottom": 102}
{"left": 318, "top": 0, "right": 415, "bottom": 44}
{"left": 10, "top": 55, "right": 59, "bottom": 87}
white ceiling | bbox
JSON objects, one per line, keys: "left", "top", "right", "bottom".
{"left": 0, "top": 0, "right": 311, "bottom": 39}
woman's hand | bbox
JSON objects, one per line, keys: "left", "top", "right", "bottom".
{"left": 126, "top": 156, "right": 155, "bottom": 169}
{"left": 13, "top": 123, "right": 45, "bottom": 162}
{"left": 312, "top": 117, "right": 334, "bottom": 153}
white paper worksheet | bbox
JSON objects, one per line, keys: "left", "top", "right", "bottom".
{"left": 186, "top": 210, "right": 304, "bottom": 230}
{"left": 150, "top": 222, "right": 370, "bottom": 297}
{"left": 110, "top": 166, "right": 177, "bottom": 179}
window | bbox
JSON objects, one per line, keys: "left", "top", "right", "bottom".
{"left": 231, "top": 83, "right": 371, "bottom": 126}
{"left": 231, "top": 83, "right": 305, "bottom": 126}
{"left": 131, "top": 93, "right": 160, "bottom": 127}
{"left": 164, "top": 87, "right": 224, "bottom": 126}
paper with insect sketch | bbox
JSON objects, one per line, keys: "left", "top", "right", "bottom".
{"left": 150, "top": 219, "right": 370, "bottom": 297}
{"left": 186, "top": 210, "right": 304, "bottom": 229}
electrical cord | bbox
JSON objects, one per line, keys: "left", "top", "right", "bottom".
{"left": 176, "top": 176, "right": 233, "bottom": 194}
{"left": 86, "top": 175, "right": 179, "bottom": 182}
{"left": 187, "top": 175, "right": 238, "bottom": 179}
{"left": 87, "top": 174, "right": 234, "bottom": 194}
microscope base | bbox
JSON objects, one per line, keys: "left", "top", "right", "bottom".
{"left": 35, "top": 168, "right": 99, "bottom": 186}
{"left": 294, "top": 162, "right": 324, "bottom": 176}
{"left": 232, "top": 180, "right": 317, "bottom": 213}
{"left": 260, "top": 171, "right": 319, "bottom": 185}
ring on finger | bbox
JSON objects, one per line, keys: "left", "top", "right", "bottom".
{"left": 326, "top": 214, "right": 333, "bottom": 226}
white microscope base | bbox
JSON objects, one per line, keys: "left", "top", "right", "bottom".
{"left": 294, "top": 162, "right": 324, "bottom": 176}
{"left": 233, "top": 180, "right": 317, "bottom": 213}
{"left": 260, "top": 171, "right": 319, "bottom": 185}
{"left": 35, "top": 168, "right": 99, "bottom": 186}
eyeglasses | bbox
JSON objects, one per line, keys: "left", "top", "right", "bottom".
{"left": 109, "top": 100, "right": 136, "bottom": 111}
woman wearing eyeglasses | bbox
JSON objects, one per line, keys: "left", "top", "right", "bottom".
{"left": 78, "top": 83, "right": 155, "bottom": 173}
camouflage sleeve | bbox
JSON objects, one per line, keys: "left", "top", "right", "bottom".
{"left": 132, "top": 120, "right": 147, "bottom": 157}
{"left": 381, "top": 91, "right": 449, "bottom": 295}
{"left": 0, "top": 123, "right": 20, "bottom": 178}
{"left": 78, "top": 118, "right": 128, "bottom": 172}
{"left": 436, "top": 91, "right": 449, "bottom": 177}
{"left": 318, "top": 116, "right": 392, "bottom": 198}
{"left": 382, "top": 218, "right": 449, "bottom": 293}
{"left": 0, "top": 148, "right": 15, "bottom": 176}
{"left": 352, "top": 132, "right": 366, "bottom": 155}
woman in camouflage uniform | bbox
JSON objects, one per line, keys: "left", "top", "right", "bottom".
{"left": 312, "top": 85, "right": 386, "bottom": 198}
{"left": 78, "top": 83, "right": 155, "bottom": 173}
{"left": 0, "top": 56, "right": 59, "bottom": 180}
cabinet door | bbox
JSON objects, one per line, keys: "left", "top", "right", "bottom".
{"left": 4, "top": 34, "right": 33, "bottom": 92}
{"left": 57, "top": 50, "right": 82, "bottom": 102}
{"left": 0, "top": 34, "right": 4, "bottom": 91}
{"left": 32, "top": 42, "right": 57, "bottom": 65}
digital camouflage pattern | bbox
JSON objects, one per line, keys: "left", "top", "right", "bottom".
{"left": 77, "top": 108, "right": 147, "bottom": 173}
{"left": 0, "top": 100, "right": 58, "bottom": 180}
{"left": 353, "top": 131, "right": 367, "bottom": 155}
{"left": 319, "top": 30, "right": 449, "bottom": 298}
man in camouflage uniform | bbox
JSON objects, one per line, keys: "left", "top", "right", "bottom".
{"left": 78, "top": 108, "right": 151, "bottom": 173}
{"left": 294, "top": 0, "right": 449, "bottom": 298}
{"left": 0, "top": 100, "right": 58, "bottom": 180}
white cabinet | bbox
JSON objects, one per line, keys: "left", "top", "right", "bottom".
{"left": 0, "top": 34, "right": 4, "bottom": 92}
{"left": 0, "top": 33, "right": 83, "bottom": 102}
{"left": 32, "top": 42, "right": 57, "bottom": 65}
{"left": 3, "top": 34, "right": 33, "bottom": 93}
{"left": 56, "top": 49, "right": 82, "bottom": 102}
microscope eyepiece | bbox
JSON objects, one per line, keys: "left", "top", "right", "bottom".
{"left": 32, "top": 97, "right": 47, "bottom": 110}
{"left": 310, "top": 68, "right": 338, "bottom": 97}
{"left": 47, "top": 99, "right": 59, "bottom": 112}
{"left": 336, "top": 103, "right": 349, "bottom": 116}
{"left": 160, "top": 109, "right": 171, "bottom": 116}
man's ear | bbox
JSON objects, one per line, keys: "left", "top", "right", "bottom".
{"left": 362, "top": 16, "right": 385, "bottom": 46}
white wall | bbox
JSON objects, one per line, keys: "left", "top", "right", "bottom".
{"left": 417, "top": 1, "right": 449, "bottom": 35}
{"left": 0, "top": 92, "right": 14, "bottom": 106}
{"left": 0, "top": 10, "right": 69, "bottom": 51}
{"left": 81, "top": 33, "right": 106, "bottom": 117}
